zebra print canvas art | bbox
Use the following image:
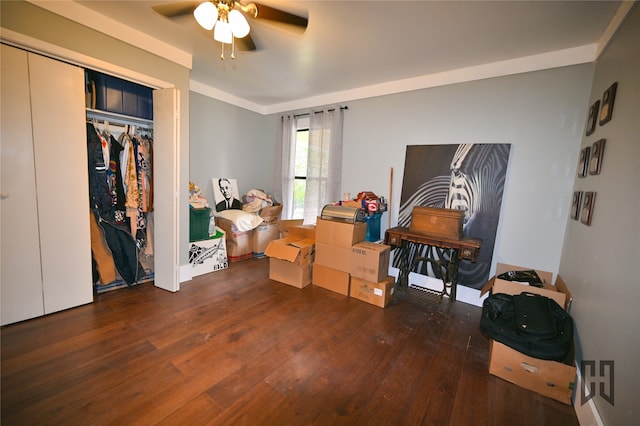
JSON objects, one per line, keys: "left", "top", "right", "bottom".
{"left": 399, "top": 144, "right": 511, "bottom": 289}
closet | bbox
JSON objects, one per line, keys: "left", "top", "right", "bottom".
{"left": 2, "top": 42, "right": 180, "bottom": 325}
{"left": 1, "top": 44, "right": 93, "bottom": 325}
{"left": 85, "top": 70, "right": 156, "bottom": 293}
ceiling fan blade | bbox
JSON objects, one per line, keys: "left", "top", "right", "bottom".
{"left": 152, "top": 1, "right": 200, "bottom": 18}
{"left": 236, "top": 34, "right": 257, "bottom": 51}
{"left": 253, "top": 3, "right": 308, "bottom": 30}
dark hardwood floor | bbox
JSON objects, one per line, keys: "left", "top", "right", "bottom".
{"left": 1, "top": 257, "right": 579, "bottom": 425}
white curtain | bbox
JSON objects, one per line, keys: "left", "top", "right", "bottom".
{"left": 278, "top": 108, "right": 344, "bottom": 223}
{"left": 303, "top": 108, "right": 344, "bottom": 224}
{"left": 278, "top": 114, "right": 297, "bottom": 219}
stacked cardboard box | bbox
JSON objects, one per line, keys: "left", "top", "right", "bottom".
{"left": 217, "top": 205, "right": 283, "bottom": 261}
{"left": 480, "top": 263, "right": 575, "bottom": 405}
{"left": 215, "top": 217, "right": 254, "bottom": 262}
{"left": 349, "top": 241, "right": 394, "bottom": 308}
{"left": 312, "top": 218, "right": 367, "bottom": 296}
{"left": 266, "top": 218, "right": 394, "bottom": 307}
{"left": 265, "top": 225, "right": 316, "bottom": 288}
{"left": 252, "top": 205, "right": 283, "bottom": 258}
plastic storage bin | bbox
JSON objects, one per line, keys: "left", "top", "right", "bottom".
{"left": 364, "top": 213, "right": 382, "bottom": 242}
{"left": 86, "top": 70, "right": 153, "bottom": 120}
{"left": 190, "top": 207, "right": 212, "bottom": 242}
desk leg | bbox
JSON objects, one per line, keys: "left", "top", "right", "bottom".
{"left": 392, "top": 241, "right": 411, "bottom": 289}
{"left": 447, "top": 248, "right": 459, "bottom": 302}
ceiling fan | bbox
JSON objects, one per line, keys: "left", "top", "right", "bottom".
{"left": 152, "top": 1, "right": 308, "bottom": 59}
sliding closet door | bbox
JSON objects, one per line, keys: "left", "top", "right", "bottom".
{"left": 153, "top": 88, "right": 180, "bottom": 292}
{"left": 28, "top": 53, "right": 93, "bottom": 314}
{"left": 0, "top": 45, "right": 45, "bottom": 325}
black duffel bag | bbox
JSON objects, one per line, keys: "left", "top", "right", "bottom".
{"left": 480, "top": 292, "right": 573, "bottom": 362}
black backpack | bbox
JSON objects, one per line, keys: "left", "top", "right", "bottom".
{"left": 480, "top": 292, "right": 574, "bottom": 362}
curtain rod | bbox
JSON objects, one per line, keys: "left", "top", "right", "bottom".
{"left": 293, "top": 105, "right": 348, "bottom": 118}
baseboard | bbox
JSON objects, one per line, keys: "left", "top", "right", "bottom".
{"left": 573, "top": 364, "right": 605, "bottom": 426}
{"left": 179, "top": 264, "right": 193, "bottom": 283}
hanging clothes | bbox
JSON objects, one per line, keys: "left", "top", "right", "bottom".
{"left": 87, "top": 122, "right": 143, "bottom": 285}
{"left": 107, "top": 133, "right": 126, "bottom": 224}
{"left": 88, "top": 209, "right": 116, "bottom": 285}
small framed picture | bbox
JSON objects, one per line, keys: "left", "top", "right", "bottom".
{"left": 580, "top": 191, "right": 596, "bottom": 226}
{"left": 578, "top": 146, "right": 590, "bottom": 178}
{"left": 599, "top": 82, "right": 617, "bottom": 126}
{"left": 571, "top": 191, "right": 583, "bottom": 220}
{"left": 585, "top": 100, "right": 599, "bottom": 136}
{"left": 589, "top": 139, "right": 606, "bottom": 175}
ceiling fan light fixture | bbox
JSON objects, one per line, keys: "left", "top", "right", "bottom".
{"left": 228, "top": 9, "right": 250, "bottom": 38}
{"left": 213, "top": 19, "right": 233, "bottom": 44}
{"left": 194, "top": 1, "right": 218, "bottom": 30}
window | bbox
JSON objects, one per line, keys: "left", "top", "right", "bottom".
{"left": 292, "top": 117, "right": 309, "bottom": 219}
{"left": 279, "top": 109, "right": 343, "bottom": 223}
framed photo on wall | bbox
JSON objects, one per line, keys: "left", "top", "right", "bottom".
{"left": 589, "top": 139, "right": 606, "bottom": 175}
{"left": 585, "top": 100, "right": 599, "bottom": 136}
{"left": 599, "top": 82, "right": 617, "bottom": 126}
{"left": 581, "top": 191, "right": 596, "bottom": 226}
{"left": 571, "top": 191, "right": 583, "bottom": 221}
{"left": 578, "top": 146, "right": 590, "bottom": 178}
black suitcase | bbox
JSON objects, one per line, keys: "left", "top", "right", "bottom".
{"left": 480, "top": 292, "right": 573, "bottom": 362}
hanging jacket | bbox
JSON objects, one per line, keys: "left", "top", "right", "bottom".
{"left": 108, "top": 133, "right": 126, "bottom": 224}
{"left": 87, "top": 123, "right": 142, "bottom": 285}
{"left": 87, "top": 123, "right": 112, "bottom": 218}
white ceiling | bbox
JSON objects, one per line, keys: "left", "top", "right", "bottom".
{"left": 34, "top": 1, "right": 628, "bottom": 114}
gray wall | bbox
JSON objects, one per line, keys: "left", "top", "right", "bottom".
{"left": 189, "top": 93, "right": 277, "bottom": 207}
{"left": 340, "top": 67, "right": 592, "bottom": 275}
{"left": 191, "top": 67, "right": 594, "bottom": 280}
{"left": 559, "top": 5, "right": 640, "bottom": 425}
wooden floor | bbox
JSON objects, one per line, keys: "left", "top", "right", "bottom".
{"left": 1, "top": 257, "right": 579, "bottom": 425}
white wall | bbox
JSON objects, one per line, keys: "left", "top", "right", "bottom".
{"left": 560, "top": 5, "right": 640, "bottom": 425}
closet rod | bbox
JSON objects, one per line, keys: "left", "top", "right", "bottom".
{"left": 86, "top": 108, "right": 153, "bottom": 129}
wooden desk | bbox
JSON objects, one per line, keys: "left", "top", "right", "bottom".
{"left": 385, "top": 227, "right": 482, "bottom": 301}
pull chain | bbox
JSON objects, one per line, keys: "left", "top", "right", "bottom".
{"left": 231, "top": 37, "right": 236, "bottom": 59}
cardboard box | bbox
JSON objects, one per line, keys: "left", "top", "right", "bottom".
{"left": 280, "top": 219, "right": 304, "bottom": 237}
{"left": 409, "top": 206, "right": 464, "bottom": 239}
{"left": 188, "top": 228, "right": 228, "bottom": 277}
{"left": 480, "top": 263, "right": 572, "bottom": 310}
{"left": 488, "top": 340, "right": 576, "bottom": 405}
{"left": 482, "top": 263, "right": 575, "bottom": 404}
{"left": 315, "top": 242, "right": 352, "bottom": 272}
{"left": 312, "top": 263, "right": 350, "bottom": 296}
{"left": 315, "top": 218, "right": 367, "bottom": 248}
{"left": 265, "top": 237, "right": 315, "bottom": 266}
{"left": 259, "top": 204, "right": 283, "bottom": 224}
{"left": 350, "top": 276, "right": 395, "bottom": 308}
{"left": 215, "top": 217, "right": 253, "bottom": 261}
{"left": 252, "top": 222, "right": 281, "bottom": 258}
{"left": 288, "top": 224, "right": 316, "bottom": 241}
{"left": 269, "top": 258, "right": 312, "bottom": 288}
{"left": 351, "top": 242, "right": 391, "bottom": 283}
